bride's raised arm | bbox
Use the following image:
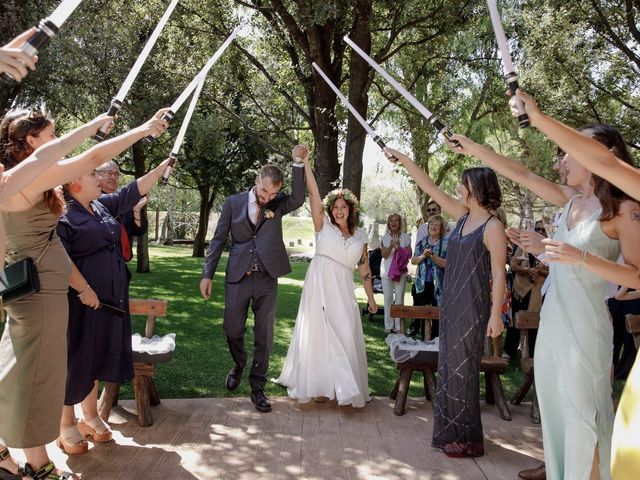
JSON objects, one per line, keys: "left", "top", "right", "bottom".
{"left": 294, "top": 144, "right": 324, "bottom": 232}
{"left": 384, "top": 147, "right": 468, "bottom": 221}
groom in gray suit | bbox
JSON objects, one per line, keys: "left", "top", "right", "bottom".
{"left": 200, "top": 155, "right": 305, "bottom": 412}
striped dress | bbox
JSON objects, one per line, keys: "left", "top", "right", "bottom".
{"left": 432, "top": 213, "right": 492, "bottom": 450}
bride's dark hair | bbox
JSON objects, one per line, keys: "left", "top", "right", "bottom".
{"left": 324, "top": 189, "right": 359, "bottom": 234}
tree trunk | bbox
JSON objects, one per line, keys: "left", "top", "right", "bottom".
{"left": 131, "top": 142, "right": 150, "bottom": 272}
{"left": 192, "top": 185, "right": 213, "bottom": 257}
{"left": 342, "top": 0, "right": 373, "bottom": 200}
{"left": 162, "top": 186, "right": 175, "bottom": 246}
{"left": 136, "top": 228, "right": 150, "bottom": 273}
{"left": 311, "top": 69, "right": 340, "bottom": 197}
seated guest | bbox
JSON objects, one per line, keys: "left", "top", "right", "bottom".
{"left": 56, "top": 159, "right": 171, "bottom": 454}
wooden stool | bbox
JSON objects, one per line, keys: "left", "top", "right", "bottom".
{"left": 388, "top": 305, "right": 512, "bottom": 421}
{"left": 99, "top": 299, "right": 171, "bottom": 427}
{"left": 510, "top": 311, "right": 540, "bottom": 423}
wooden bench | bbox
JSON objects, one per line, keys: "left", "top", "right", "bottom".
{"left": 626, "top": 314, "right": 640, "bottom": 348}
{"left": 510, "top": 311, "right": 540, "bottom": 424}
{"left": 389, "top": 305, "right": 512, "bottom": 421}
{"left": 98, "top": 299, "right": 172, "bottom": 427}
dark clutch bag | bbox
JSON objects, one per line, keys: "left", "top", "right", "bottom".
{"left": 0, "top": 257, "right": 41, "bottom": 306}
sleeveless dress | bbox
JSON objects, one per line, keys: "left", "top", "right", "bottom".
{"left": 274, "top": 215, "right": 370, "bottom": 407}
{"left": 536, "top": 197, "right": 619, "bottom": 480}
{"left": 0, "top": 200, "right": 71, "bottom": 447}
{"left": 432, "top": 213, "right": 492, "bottom": 450}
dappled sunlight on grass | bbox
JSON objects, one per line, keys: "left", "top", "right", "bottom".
{"left": 125, "top": 245, "right": 526, "bottom": 401}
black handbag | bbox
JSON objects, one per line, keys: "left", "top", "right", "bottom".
{"left": 0, "top": 230, "right": 54, "bottom": 307}
{"left": 0, "top": 257, "right": 41, "bottom": 306}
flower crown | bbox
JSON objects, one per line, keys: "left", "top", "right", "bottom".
{"left": 323, "top": 188, "right": 360, "bottom": 214}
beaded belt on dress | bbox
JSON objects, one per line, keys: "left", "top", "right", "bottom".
{"left": 313, "top": 253, "right": 352, "bottom": 271}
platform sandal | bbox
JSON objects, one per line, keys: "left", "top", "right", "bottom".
{"left": 77, "top": 416, "right": 112, "bottom": 443}
{"left": 55, "top": 424, "right": 88, "bottom": 455}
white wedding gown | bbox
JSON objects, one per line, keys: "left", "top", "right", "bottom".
{"left": 274, "top": 215, "right": 371, "bottom": 407}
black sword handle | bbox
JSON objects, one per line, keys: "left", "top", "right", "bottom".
{"left": 373, "top": 135, "right": 400, "bottom": 163}
{"left": 160, "top": 153, "right": 178, "bottom": 185}
{"left": 93, "top": 99, "right": 122, "bottom": 142}
{"left": 506, "top": 72, "right": 530, "bottom": 129}
{"left": 430, "top": 117, "right": 461, "bottom": 148}
{"left": 0, "top": 20, "right": 58, "bottom": 85}
{"left": 143, "top": 110, "right": 174, "bottom": 143}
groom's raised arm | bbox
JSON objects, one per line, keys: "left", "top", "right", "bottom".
{"left": 280, "top": 164, "right": 305, "bottom": 215}
{"left": 201, "top": 197, "right": 232, "bottom": 280}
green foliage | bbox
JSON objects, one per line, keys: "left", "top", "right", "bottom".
{"left": 2, "top": 0, "right": 638, "bottom": 230}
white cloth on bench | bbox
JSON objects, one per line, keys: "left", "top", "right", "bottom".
{"left": 132, "top": 333, "right": 176, "bottom": 355}
{"left": 386, "top": 333, "right": 439, "bottom": 362}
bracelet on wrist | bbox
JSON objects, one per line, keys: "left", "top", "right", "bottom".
{"left": 579, "top": 249, "right": 588, "bottom": 266}
{"left": 77, "top": 285, "right": 91, "bottom": 298}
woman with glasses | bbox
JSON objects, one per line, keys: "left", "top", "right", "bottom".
{"left": 409, "top": 214, "right": 447, "bottom": 338}
{"left": 56, "top": 159, "right": 171, "bottom": 454}
{"left": 0, "top": 109, "right": 168, "bottom": 480}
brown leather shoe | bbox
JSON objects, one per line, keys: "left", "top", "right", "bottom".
{"left": 518, "top": 463, "right": 546, "bottom": 480}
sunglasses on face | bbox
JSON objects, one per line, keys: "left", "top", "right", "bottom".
{"left": 427, "top": 208, "right": 439, "bottom": 213}
{"left": 534, "top": 227, "right": 545, "bottom": 232}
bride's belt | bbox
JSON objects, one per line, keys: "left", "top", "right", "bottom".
{"left": 313, "top": 253, "right": 353, "bottom": 271}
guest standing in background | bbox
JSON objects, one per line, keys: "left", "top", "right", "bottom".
{"left": 409, "top": 214, "right": 447, "bottom": 339}
{"left": 380, "top": 213, "right": 411, "bottom": 334}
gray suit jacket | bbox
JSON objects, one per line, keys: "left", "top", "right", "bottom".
{"left": 201, "top": 165, "right": 305, "bottom": 283}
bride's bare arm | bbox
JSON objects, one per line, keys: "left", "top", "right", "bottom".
{"left": 294, "top": 145, "right": 324, "bottom": 232}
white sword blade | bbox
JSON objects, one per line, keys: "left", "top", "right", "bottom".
{"left": 47, "top": 0, "right": 83, "bottom": 28}
{"left": 344, "top": 36, "right": 435, "bottom": 121}
{"left": 486, "top": 0, "right": 515, "bottom": 75}
{"left": 115, "top": 0, "right": 180, "bottom": 101}
{"left": 171, "top": 76, "right": 206, "bottom": 155}
{"left": 312, "top": 62, "right": 377, "bottom": 137}
{"left": 169, "top": 27, "right": 239, "bottom": 113}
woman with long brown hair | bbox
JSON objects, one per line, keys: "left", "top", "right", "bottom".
{"left": 0, "top": 109, "right": 168, "bottom": 480}
{"left": 384, "top": 147, "right": 507, "bottom": 458}
{"left": 274, "top": 145, "right": 377, "bottom": 408}
{"left": 447, "top": 101, "right": 640, "bottom": 478}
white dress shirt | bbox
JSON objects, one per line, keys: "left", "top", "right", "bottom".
{"left": 248, "top": 187, "right": 259, "bottom": 224}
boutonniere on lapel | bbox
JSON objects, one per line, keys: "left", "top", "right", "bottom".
{"left": 264, "top": 209, "right": 275, "bottom": 219}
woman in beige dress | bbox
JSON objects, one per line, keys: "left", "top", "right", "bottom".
{"left": 0, "top": 109, "right": 168, "bottom": 480}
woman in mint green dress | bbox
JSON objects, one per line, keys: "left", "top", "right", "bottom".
{"left": 447, "top": 110, "right": 640, "bottom": 477}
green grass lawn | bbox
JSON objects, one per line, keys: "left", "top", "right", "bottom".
{"left": 123, "top": 245, "right": 545, "bottom": 402}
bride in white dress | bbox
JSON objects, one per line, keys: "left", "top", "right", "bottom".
{"left": 274, "top": 145, "right": 378, "bottom": 407}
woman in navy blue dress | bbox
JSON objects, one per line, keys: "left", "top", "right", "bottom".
{"left": 55, "top": 159, "right": 169, "bottom": 453}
